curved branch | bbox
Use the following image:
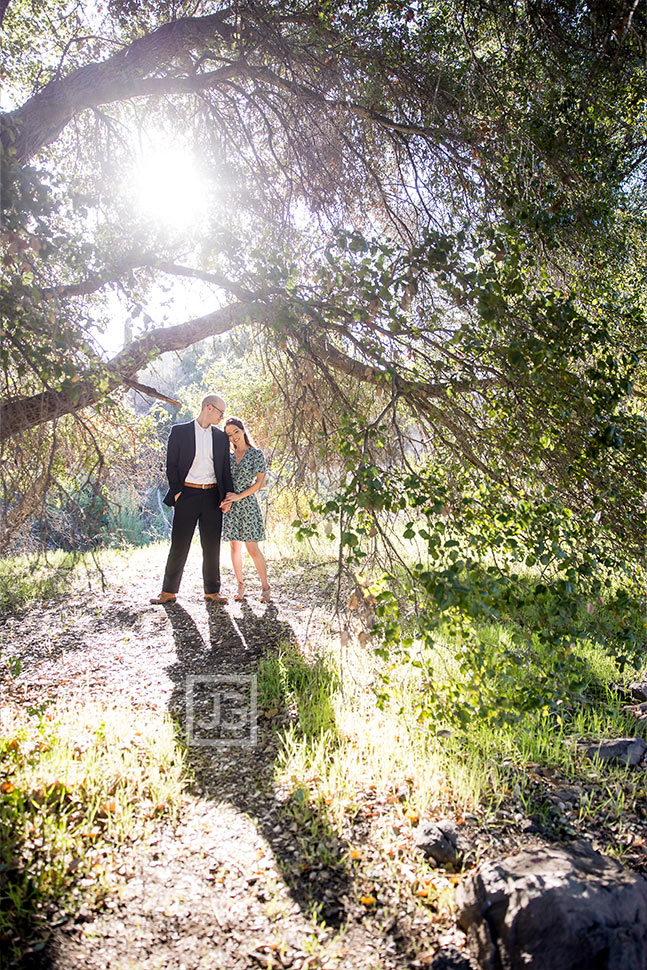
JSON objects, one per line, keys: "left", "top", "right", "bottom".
{"left": 1, "top": 12, "right": 237, "bottom": 164}
{"left": 314, "top": 338, "right": 498, "bottom": 400}
{"left": 41, "top": 258, "right": 261, "bottom": 302}
{"left": 0, "top": 8, "right": 460, "bottom": 169}
{"left": 122, "top": 377, "right": 180, "bottom": 407}
{"left": 0, "top": 301, "right": 263, "bottom": 442}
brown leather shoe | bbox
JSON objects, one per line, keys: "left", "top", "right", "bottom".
{"left": 149, "top": 592, "right": 177, "bottom": 604}
{"left": 204, "top": 592, "right": 228, "bottom": 603}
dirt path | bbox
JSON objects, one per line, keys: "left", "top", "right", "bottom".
{"left": 2, "top": 547, "right": 472, "bottom": 970}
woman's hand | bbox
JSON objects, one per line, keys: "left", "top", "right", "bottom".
{"left": 224, "top": 491, "right": 239, "bottom": 503}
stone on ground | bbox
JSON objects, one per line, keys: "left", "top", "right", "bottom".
{"left": 579, "top": 736, "right": 647, "bottom": 767}
{"left": 455, "top": 841, "right": 647, "bottom": 970}
{"left": 415, "top": 818, "right": 469, "bottom": 868}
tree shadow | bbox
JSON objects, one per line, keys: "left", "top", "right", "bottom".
{"left": 164, "top": 600, "right": 351, "bottom": 929}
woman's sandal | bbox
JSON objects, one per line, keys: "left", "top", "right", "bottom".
{"left": 260, "top": 586, "right": 272, "bottom": 603}
{"left": 234, "top": 583, "right": 246, "bottom": 602}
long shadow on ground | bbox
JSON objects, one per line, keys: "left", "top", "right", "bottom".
{"left": 164, "top": 600, "right": 351, "bottom": 929}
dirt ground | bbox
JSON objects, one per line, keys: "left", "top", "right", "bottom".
{"left": 1, "top": 547, "right": 474, "bottom": 970}
{"left": 2, "top": 545, "right": 645, "bottom": 970}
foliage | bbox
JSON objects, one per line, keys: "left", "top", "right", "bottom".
{"left": 0, "top": 0, "right": 644, "bottom": 725}
{"left": 1, "top": 0, "right": 645, "bottom": 449}
{"left": 295, "top": 418, "right": 645, "bottom": 725}
{"left": 285, "top": 224, "right": 645, "bottom": 544}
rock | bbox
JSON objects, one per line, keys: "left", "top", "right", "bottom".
{"left": 551, "top": 787, "right": 579, "bottom": 803}
{"left": 612, "top": 681, "right": 647, "bottom": 703}
{"left": 428, "top": 945, "right": 476, "bottom": 969}
{"left": 580, "top": 736, "right": 647, "bottom": 766}
{"left": 415, "top": 818, "right": 469, "bottom": 868}
{"left": 456, "top": 842, "right": 647, "bottom": 970}
{"left": 519, "top": 819, "right": 538, "bottom": 834}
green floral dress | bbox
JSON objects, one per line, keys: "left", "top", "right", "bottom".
{"left": 221, "top": 447, "right": 266, "bottom": 542}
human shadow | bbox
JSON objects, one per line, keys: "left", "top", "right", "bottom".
{"left": 164, "top": 600, "right": 351, "bottom": 929}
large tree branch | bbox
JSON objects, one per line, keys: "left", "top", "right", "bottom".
{"left": 1, "top": 12, "right": 237, "bottom": 164}
{"left": 313, "top": 338, "right": 498, "bottom": 400}
{"left": 0, "top": 286, "right": 498, "bottom": 443}
{"left": 41, "top": 257, "right": 260, "bottom": 302}
{"left": 0, "top": 301, "right": 263, "bottom": 442}
{"left": 0, "top": 8, "right": 459, "bottom": 168}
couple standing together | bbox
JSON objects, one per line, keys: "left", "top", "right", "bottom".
{"left": 150, "top": 393, "right": 270, "bottom": 606}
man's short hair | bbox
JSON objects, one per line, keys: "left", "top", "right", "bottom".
{"left": 201, "top": 393, "right": 225, "bottom": 411}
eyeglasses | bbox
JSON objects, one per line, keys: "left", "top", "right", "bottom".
{"left": 209, "top": 405, "right": 224, "bottom": 416}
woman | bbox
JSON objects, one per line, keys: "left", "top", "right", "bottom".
{"left": 221, "top": 417, "right": 271, "bottom": 602}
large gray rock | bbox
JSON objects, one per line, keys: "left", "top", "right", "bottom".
{"left": 456, "top": 842, "right": 647, "bottom": 970}
{"left": 580, "top": 736, "right": 647, "bottom": 766}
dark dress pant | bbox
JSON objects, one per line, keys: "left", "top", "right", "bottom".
{"left": 162, "top": 489, "right": 223, "bottom": 594}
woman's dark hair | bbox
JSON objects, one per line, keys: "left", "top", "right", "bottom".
{"left": 225, "top": 417, "right": 252, "bottom": 447}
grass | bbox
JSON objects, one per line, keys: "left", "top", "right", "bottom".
{"left": 258, "top": 639, "right": 492, "bottom": 826}
{"left": 256, "top": 597, "right": 645, "bottom": 871}
{"left": 0, "top": 550, "right": 86, "bottom": 614}
{"left": 257, "top": 641, "right": 339, "bottom": 737}
{"left": 0, "top": 698, "right": 187, "bottom": 966}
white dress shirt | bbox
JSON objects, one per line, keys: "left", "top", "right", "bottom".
{"left": 185, "top": 419, "right": 217, "bottom": 485}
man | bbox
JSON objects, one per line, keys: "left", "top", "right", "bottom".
{"left": 150, "top": 393, "right": 234, "bottom": 604}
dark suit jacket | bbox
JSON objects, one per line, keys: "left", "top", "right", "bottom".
{"left": 163, "top": 420, "right": 234, "bottom": 507}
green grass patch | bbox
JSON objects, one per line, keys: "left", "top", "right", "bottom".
{"left": 0, "top": 551, "right": 85, "bottom": 614}
{"left": 0, "top": 698, "right": 187, "bottom": 966}
{"left": 257, "top": 641, "right": 339, "bottom": 737}
{"left": 260, "top": 636, "right": 492, "bottom": 828}
{"left": 259, "top": 603, "right": 645, "bottom": 851}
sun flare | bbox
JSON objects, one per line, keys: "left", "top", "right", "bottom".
{"left": 132, "top": 147, "right": 206, "bottom": 229}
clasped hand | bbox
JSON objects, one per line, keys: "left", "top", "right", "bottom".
{"left": 220, "top": 491, "right": 238, "bottom": 512}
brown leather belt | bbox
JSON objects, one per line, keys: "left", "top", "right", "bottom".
{"left": 184, "top": 482, "right": 217, "bottom": 489}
